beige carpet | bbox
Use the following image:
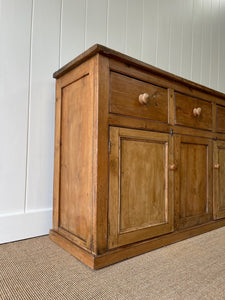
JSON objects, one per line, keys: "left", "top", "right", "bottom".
{"left": 1, "top": 227, "right": 225, "bottom": 300}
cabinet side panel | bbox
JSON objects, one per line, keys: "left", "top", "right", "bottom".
{"left": 60, "top": 74, "right": 93, "bottom": 246}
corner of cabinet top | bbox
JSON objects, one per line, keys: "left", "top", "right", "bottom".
{"left": 52, "top": 44, "right": 225, "bottom": 102}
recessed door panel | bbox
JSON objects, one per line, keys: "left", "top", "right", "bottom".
{"left": 213, "top": 141, "right": 225, "bottom": 219}
{"left": 108, "top": 127, "right": 174, "bottom": 249}
{"left": 175, "top": 136, "right": 213, "bottom": 229}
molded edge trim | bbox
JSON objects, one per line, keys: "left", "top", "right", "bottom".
{"left": 53, "top": 44, "right": 225, "bottom": 101}
{"left": 50, "top": 218, "right": 225, "bottom": 270}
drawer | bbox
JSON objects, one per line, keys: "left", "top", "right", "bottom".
{"left": 175, "top": 93, "right": 212, "bottom": 130}
{"left": 216, "top": 104, "right": 225, "bottom": 133}
{"left": 110, "top": 71, "right": 168, "bottom": 123}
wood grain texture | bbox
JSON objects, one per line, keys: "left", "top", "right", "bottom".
{"left": 51, "top": 46, "right": 225, "bottom": 269}
{"left": 94, "top": 218, "right": 225, "bottom": 269}
{"left": 175, "top": 135, "right": 213, "bottom": 229}
{"left": 110, "top": 72, "right": 168, "bottom": 123}
{"left": 216, "top": 104, "right": 225, "bottom": 133}
{"left": 59, "top": 74, "right": 93, "bottom": 248}
{"left": 92, "top": 55, "right": 109, "bottom": 254}
{"left": 108, "top": 58, "right": 225, "bottom": 106}
{"left": 108, "top": 127, "right": 174, "bottom": 249}
{"left": 213, "top": 141, "right": 225, "bottom": 220}
{"left": 175, "top": 93, "right": 212, "bottom": 130}
{"left": 52, "top": 82, "right": 62, "bottom": 231}
{"left": 49, "top": 230, "right": 95, "bottom": 269}
{"left": 53, "top": 43, "right": 225, "bottom": 101}
{"left": 120, "top": 139, "right": 166, "bottom": 230}
{"left": 50, "top": 218, "right": 225, "bottom": 270}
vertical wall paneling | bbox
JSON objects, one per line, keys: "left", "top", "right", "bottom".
{"left": 141, "top": 0, "right": 158, "bottom": 66}
{"left": 209, "top": 0, "right": 220, "bottom": 90}
{"left": 191, "top": 0, "right": 203, "bottom": 83}
{"left": 60, "top": 0, "right": 86, "bottom": 66}
{"left": 26, "top": 0, "right": 61, "bottom": 211}
{"left": 125, "top": 0, "right": 143, "bottom": 59}
{"left": 107, "top": 0, "right": 126, "bottom": 52}
{"left": 180, "top": 0, "right": 193, "bottom": 80}
{"left": 0, "top": 0, "right": 32, "bottom": 214}
{"left": 218, "top": 0, "right": 225, "bottom": 93}
{"left": 200, "top": 0, "right": 211, "bottom": 87}
{"left": 85, "top": 0, "right": 108, "bottom": 49}
{"left": 168, "top": 0, "right": 183, "bottom": 76}
{"left": 156, "top": 0, "right": 172, "bottom": 71}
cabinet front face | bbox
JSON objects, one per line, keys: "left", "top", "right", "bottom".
{"left": 175, "top": 136, "right": 213, "bottom": 229}
{"left": 108, "top": 127, "right": 174, "bottom": 249}
{"left": 213, "top": 141, "right": 225, "bottom": 219}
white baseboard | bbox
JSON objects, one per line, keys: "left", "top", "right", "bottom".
{"left": 0, "top": 208, "right": 52, "bottom": 244}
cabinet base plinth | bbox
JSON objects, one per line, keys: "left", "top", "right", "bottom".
{"left": 50, "top": 219, "right": 225, "bottom": 269}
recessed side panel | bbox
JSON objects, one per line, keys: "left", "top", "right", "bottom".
{"left": 59, "top": 74, "right": 93, "bottom": 248}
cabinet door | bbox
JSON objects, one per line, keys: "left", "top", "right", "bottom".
{"left": 108, "top": 127, "right": 174, "bottom": 249}
{"left": 175, "top": 135, "right": 213, "bottom": 229}
{"left": 213, "top": 141, "right": 225, "bottom": 219}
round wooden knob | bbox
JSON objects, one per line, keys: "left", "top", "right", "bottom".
{"left": 139, "top": 93, "right": 150, "bottom": 105}
{"left": 193, "top": 107, "right": 202, "bottom": 117}
{"left": 169, "top": 164, "right": 177, "bottom": 171}
{"left": 214, "top": 164, "right": 220, "bottom": 169}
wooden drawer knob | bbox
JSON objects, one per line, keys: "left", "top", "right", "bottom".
{"left": 193, "top": 107, "right": 202, "bottom": 117}
{"left": 169, "top": 164, "right": 177, "bottom": 171}
{"left": 139, "top": 93, "right": 150, "bottom": 105}
{"left": 214, "top": 164, "right": 220, "bottom": 169}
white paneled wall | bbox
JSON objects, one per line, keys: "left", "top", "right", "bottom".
{"left": 0, "top": 0, "right": 225, "bottom": 243}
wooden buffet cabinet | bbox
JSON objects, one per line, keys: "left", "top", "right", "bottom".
{"left": 49, "top": 44, "right": 225, "bottom": 269}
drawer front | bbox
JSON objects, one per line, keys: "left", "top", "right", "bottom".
{"left": 175, "top": 93, "right": 212, "bottom": 130}
{"left": 216, "top": 104, "right": 225, "bottom": 133}
{"left": 110, "top": 72, "right": 168, "bottom": 123}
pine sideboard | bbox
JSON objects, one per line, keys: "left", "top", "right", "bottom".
{"left": 49, "top": 44, "right": 225, "bottom": 269}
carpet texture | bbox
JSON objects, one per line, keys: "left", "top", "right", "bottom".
{"left": 1, "top": 227, "right": 225, "bottom": 299}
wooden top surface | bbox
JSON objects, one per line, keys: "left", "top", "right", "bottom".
{"left": 53, "top": 44, "right": 225, "bottom": 100}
